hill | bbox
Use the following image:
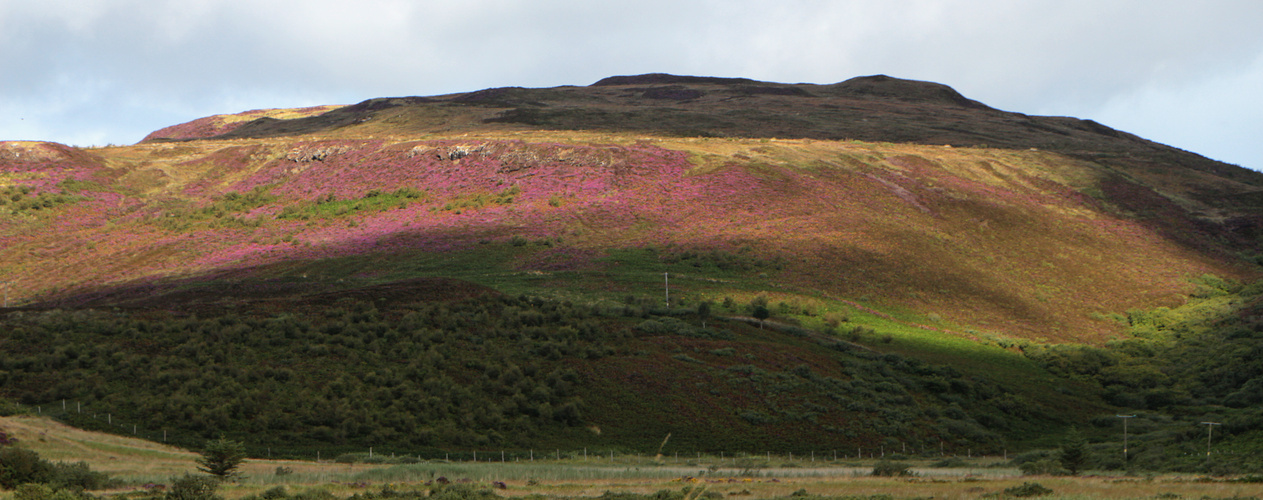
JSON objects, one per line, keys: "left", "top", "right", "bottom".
{"left": 2, "top": 74, "right": 1263, "bottom": 463}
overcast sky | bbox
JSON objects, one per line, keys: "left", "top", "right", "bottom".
{"left": 2, "top": 0, "right": 1261, "bottom": 171}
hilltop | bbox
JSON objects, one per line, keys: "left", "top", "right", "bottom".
{"left": 2, "top": 74, "right": 1263, "bottom": 460}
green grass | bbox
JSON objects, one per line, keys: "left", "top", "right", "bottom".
{"left": 435, "top": 186, "right": 520, "bottom": 213}
{"left": 279, "top": 188, "right": 429, "bottom": 220}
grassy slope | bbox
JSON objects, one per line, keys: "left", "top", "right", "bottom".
{"left": 0, "top": 415, "right": 198, "bottom": 480}
{"left": 0, "top": 134, "right": 1250, "bottom": 441}
{"left": 3, "top": 133, "right": 1253, "bottom": 341}
{"left": 2, "top": 76, "right": 1262, "bottom": 458}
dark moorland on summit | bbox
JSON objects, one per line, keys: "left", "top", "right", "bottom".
{"left": 3, "top": 73, "right": 1263, "bottom": 473}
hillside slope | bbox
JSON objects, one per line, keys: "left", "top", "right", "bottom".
{"left": 2, "top": 130, "right": 1257, "bottom": 340}
{"left": 2, "top": 74, "right": 1262, "bottom": 456}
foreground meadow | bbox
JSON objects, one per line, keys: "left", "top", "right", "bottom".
{"left": 4, "top": 415, "right": 1262, "bottom": 500}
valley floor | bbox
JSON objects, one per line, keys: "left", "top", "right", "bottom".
{"left": 4, "top": 416, "right": 1262, "bottom": 500}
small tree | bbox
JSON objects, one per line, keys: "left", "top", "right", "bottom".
{"left": 750, "top": 293, "right": 772, "bottom": 329}
{"left": 196, "top": 438, "right": 246, "bottom": 479}
{"left": 751, "top": 305, "right": 770, "bottom": 328}
{"left": 1058, "top": 427, "right": 1088, "bottom": 476}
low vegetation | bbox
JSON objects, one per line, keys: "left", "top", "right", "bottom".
{"left": 1017, "top": 275, "right": 1263, "bottom": 473}
{"left": 0, "top": 287, "right": 1037, "bottom": 456}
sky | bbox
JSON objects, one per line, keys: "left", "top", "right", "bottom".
{"left": 1, "top": 0, "right": 1261, "bottom": 171}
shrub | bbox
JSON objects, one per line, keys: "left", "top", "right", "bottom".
{"left": 930, "top": 457, "right": 968, "bottom": 468}
{"left": 1019, "top": 459, "right": 1067, "bottom": 476}
{"left": 50, "top": 461, "right": 114, "bottom": 490}
{"left": 166, "top": 473, "right": 221, "bottom": 500}
{"left": 1003, "top": 482, "right": 1053, "bottom": 497}
{"left": 289, "top": 489, "right": 337, "bottom": 500}
{"left": 0, "top": 447, "right": 54, "bottom": 489}
{"left": 333, "top": 454, "right": 359, "bottom": 464}
{"left": 870, "top": 460, "right": 914, "bottom": 477}
{"left": 14, "top": 484, "right": 51, "bottom": 500}
{"left": 428, "top": 484, "right": 501, "bottom": 500}
{"left": 738, "top": 411, "right": 775, "bottom": 425}
{"left": 11, "top": 484, "right": 89, "bottom": 500}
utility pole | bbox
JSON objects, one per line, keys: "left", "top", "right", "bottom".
{"left": 1201, "top": 422, "right": 1221, "bottom": 461}
{"left": 664, "top": 272, "right": 669, "bottom": 308}
{"left": 1117, "top": 415, "right": 1135, "bottom": 463}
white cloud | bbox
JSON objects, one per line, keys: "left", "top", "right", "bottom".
{"left": 1087, "top": 50, "right": 1263, "bottom": 169}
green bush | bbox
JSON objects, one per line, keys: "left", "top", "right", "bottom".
{"left": 1003, "top": 482, "right": 1053, "bottom": 497}
{"left": 50, "top": 461, "right": 114, "bottom": 490}
{"left": 870, "top": 460, "right": 914, "bottom": 477}
{"left": 166, "top": 473, "right": 221, "bottom": 500}
{"left": 1018, "top": 459, "right": 1067, "bottom": 476}
{"left": 14, "top": 484, "right": 52, "bottom": 500}
{"left": 0, "top": 448, "right": 114, "bottom": 491}
{"left": 427, "top": 484, "right": 501, "bottom": 500}
{"left": 930, "top": 457, "right": 968, "bottom": 468}
{"left": 333, "top": 454, "right": 359, "bottom": 464}
{"left": 289, "top": 489, "right": 336, "bottom": 500}
{"left": 0, "top": 447, "right": 54, "bottom": 489}
{"left": 12, "top": 484, "right": 89, "bottom": 500}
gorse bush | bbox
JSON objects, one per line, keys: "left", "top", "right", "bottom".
{"left": 1003, "top": 482, "right": 1053, "bottom": 497}
{"left": 13, "top": 484, "right": 91, "bottom": 500}
{"left": 0, "top": 447, "right": 53, "bottom": 489}
{"left": 1018, "top": 459, "right": 1067, "bottom": 476}
{"left": 165, "top": 473, "right": 221, "bottom": 500}
{"left": 870, "top": 460, "right": 914, "bottom": 477}
{"left": 0, "top": 448, "right": 113, "bottom": 491}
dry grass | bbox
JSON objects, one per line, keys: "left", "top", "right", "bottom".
{"left": 0, "top": 415, "right": 196, "bottom": 479}
{"left": 6, "top": 414, "right": 1263, "bottom": 499}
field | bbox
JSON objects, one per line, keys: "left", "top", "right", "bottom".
{"left": 4, "top": 415, "right": 1263, "bottom": 500}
